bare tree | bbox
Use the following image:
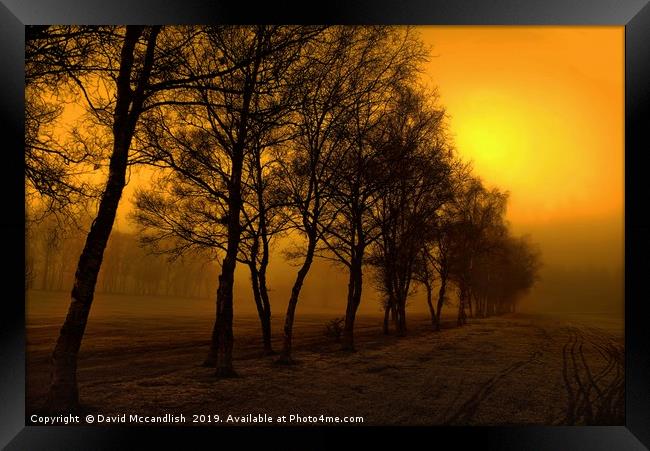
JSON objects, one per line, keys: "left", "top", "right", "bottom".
{"left": 133, "top": 26, "right": 322, "bottom": 374}
{"left": 412, "top": 245, "right": 438, "bottom": 330}
{"left": 368, "top": 85, "right": 452, "bottom": 336}
{"left": 42, "top": 27, "right": 164, "bottom": 411}
{"left": 273, "top": 27, "right": 398, "bottom": 363}
{"left": 41, "top": 25, "right": 236, "bottom": 410}
{"left": 445, "top": 178, "right": 509, "bottom": 326}
{"left": 25, "top": 26, "right": 103, "bottom": 221}
{"left": 133, "top": 134, "right": 288, "bottom": 356}
{"left": 239, "top": 137, "right": 288, "bottom": 355}
{"left": 418, "top": 211, "right": 454, "bottom": 331}
{"left": 470, "top": 233, "right": 541, "bottom": 316}
{"left": 314, "top": 27, "right": 428, "bottom": 350}
{"left": 412, "top": 160, "right": 471, "bottom": 331}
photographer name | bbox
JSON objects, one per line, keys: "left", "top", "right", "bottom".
{"left": 90, "top": 413, "right": 186, "bottom": 424}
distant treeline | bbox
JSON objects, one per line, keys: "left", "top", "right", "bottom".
{"left": 26, "top": 220, "right": 216, "bottom": 298}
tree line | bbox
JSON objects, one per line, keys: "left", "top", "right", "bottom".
{"left": 26, "top": 217, "right": 217, "bottom": 298}
{"left": 25, "top": 25, "right": 541, "bottom": 412}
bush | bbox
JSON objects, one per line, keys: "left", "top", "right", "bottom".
{"left": 324, "top": 317, "right": 345, "bottom": 342}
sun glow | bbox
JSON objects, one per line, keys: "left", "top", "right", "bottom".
{"left": 418, "top": 26, "right": 624, "bottom": 227}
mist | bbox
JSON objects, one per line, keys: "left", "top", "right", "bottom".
{"left": 27, "top": 211, "right": 624, "bottom": 319}
{"left": 515, "top": 213, "right": 623, "bottom": 316}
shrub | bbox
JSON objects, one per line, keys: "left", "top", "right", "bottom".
{"left": 324, "top": 317, "right": 345, "bottom": 342}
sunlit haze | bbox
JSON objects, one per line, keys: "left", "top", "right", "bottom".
{"left": 419, "top": 26, "right": 623, "bottom": 270}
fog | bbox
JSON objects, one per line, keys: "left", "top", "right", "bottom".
{"left": 26, "top": 209, "right": 624, "bottom": 318}
{"left": 515, "top": 214, "right": 623, "bottom": 316}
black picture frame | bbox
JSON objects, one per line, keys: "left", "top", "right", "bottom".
{"left": 2, "top": 1, "right": 648, "bottom": 449}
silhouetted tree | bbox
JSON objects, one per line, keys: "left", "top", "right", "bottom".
{"left": 41, "top": 25, "right": 240, "bottom": 409}
{"left": 470, "top": 233, "right": 541, "bottom": 316}
{"left": 43, "top": 27, "right": 162, "bottom": 411}
{"left": 446, "top": 178, "right": 508, "bottom": 326}
{"left": 368, "top": 85, "right": 452, "bottom": 336}
{"left": 420, "top": 161, "right": 471, "bottom": 331}
{"left": 133, "top": 26, "right": 322, "bottom": 374}
{"left": 239, "top": 138, "right": 289, "bottom": 355}
{"left": 314, "top": 27, "right": 428, "bottom": 351}
{"left": 133, "top": 135, "right": 288, "bottom": 355}
{"left": 412, "top": 245, "right": 438, "bottom": 329}
{"left": 25, "top": 26, "right": 101, "bottom": 221}
{"left": 273, "top": 27, "right": 409, "bottom": 363}
{"left": 422, "top": 208, "right": 455, "bottom": 331}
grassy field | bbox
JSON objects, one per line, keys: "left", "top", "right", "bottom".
{"left": 26, "top": 291, "right": 624, "bottom": 426}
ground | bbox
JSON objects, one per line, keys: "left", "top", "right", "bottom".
{"left": 26, "top": 291, "right": 624, "bottom": 426}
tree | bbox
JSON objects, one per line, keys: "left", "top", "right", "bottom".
{"left": 421, "top": 207, "right": 455, "bottom": 331}
{"left": 273, "top": 27, "right": 402, "bottom": 363}
{"left": 25, "top": 26, "right": 101, "bottom": 221}
{"left": 445, "top": 178, "right": 509, "bottom": 326}
{"left": 43, "top": 26, "right": 163, "bottom": 411}
{"left": 132, "top": 135, "right": 288, "bottom": 356}
{"left": 412, "top": 245, "right": 438, "bottom": 330}
{"left": 41, "top": 24, "right": 260, "bottom": 407}
{"left": 470, "top": 233, "right": 541, "bottom": 316}
{"left": 239, "top": 137, "right": 288, "bottom": 355}
{"left": 409, "top": 161, "right": 466, "bottom": 331}
{"left": 368, "top": 85, "right": 452, "bottom": 336}
{"left": 133, "top": 26, "right": 322, "bottom": 375}
{"left": 315, "top": 27, "right": 429, "bottom": 350}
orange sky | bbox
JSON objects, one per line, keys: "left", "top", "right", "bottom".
{"left": 417, "top": 26, "right": 624, "bottom": 227}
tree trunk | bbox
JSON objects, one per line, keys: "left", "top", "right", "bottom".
{"left": 382, "top": 257, "right": 395, "bottom": 335}
{"left": 257, "top": 270, "right": 273, "bottom": 355}
{"left": 255, "top": 138, "right": 273, "bottom": 355}
{"left": 205, "top": 41, "right": 261, "bottom": 376}
{"left": 45, "top": 26, "right": 158, "bottom": 412}
{"left": 248, "top": 263, "right": 273, "bottom": 355}
{"left": 457, "top": 284, "right": 467, "bottom": 327}
{"left": 396, "top": 294, "right": 407, "bottom": 337}
{"left": 425, "top": 282, "right": 436, "bottom": 330}
{"left": 383, "top": 303, "right": 391, "bottom": 335}
{"left": 395, "top": 272, "right": 411, "bottom": 336}
{"left": 210, "top": 254, "right": 238, "bottom": 377}
{"left": 391, "top": 302, "right": 398, "bottom": 330}
{"left": 203, "top": 158, "right": 244, "bottom": 375}
{"left": 435, "top": 271, "right": 447, "bottom": 331}
{"left": 341, "top": 256, "right": 363, "bottom": 351}
{"left": 258, "top": 232, "right": 273, "bottom": 355}
{"left": 277, "top": 233, "right": 316, "bottom": 364}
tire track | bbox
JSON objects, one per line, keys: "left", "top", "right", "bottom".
{"left": 561, "top": 327, "right": 578, "bottom": 424}
{"left": 442, "top": 349, "right": 542, "bottom": 425}
{"left": 558, "top": 326, "right": 624, "bottom": 425}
